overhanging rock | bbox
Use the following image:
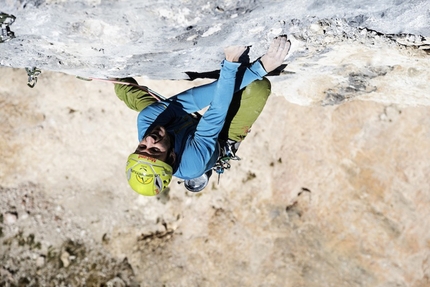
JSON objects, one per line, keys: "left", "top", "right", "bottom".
{"left": 1, "top": 0, "right": 429, "bottom": 105}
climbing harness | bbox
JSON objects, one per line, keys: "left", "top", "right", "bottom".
{"left": 0, "top": 12, "right": 16, "bottom": 43}
{"left": 25, "top": 67, "right": 42, "bottom": 88}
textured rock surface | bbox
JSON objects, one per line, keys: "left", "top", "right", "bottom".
{"left": 1, "top": 67, "right": 430, "bottom": 286}
{"left": 1, "top": 0, "right": 429, "bottom": 105}
{"left": 1, "top": 0, "right": 430, "bottom": 286}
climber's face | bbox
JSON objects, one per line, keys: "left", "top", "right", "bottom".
{"left": 135, "top": 126, "right": 173, "bottom": 162}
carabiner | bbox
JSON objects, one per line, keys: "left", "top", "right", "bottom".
{"left": 25, "top": 67, "right": 42, "bottom": 88}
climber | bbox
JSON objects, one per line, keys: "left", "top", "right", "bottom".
{"left": 117, "top": 35, "right": 291, "bottom": 196}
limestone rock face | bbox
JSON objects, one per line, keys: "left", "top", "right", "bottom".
{"left": 1, "top": 1, "right": 430, "bottom": 286}
{"left": 1, "top": 0, "right": 429, "bottom": 105}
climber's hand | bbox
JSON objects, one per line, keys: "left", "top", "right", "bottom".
{"left": 224, "top": 46, "right": 248, "bottom": 62}
{"left": 260, "top": 35, "right": 291, "bottom": 73}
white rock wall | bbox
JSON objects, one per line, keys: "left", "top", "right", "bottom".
{"left": 1, "top": 0, "right": 430, "bottom": 286}
{"left": 1, "top": 0, "right": 429, "bottom": 105}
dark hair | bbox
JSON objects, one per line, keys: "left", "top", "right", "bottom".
{"left": 165, "top": 148, "right": 176, "bottom": 167}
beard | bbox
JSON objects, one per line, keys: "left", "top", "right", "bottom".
{"left": 146, "top": 125, "right": 174, "bottom": 153}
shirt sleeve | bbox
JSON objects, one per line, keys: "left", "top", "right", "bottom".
{"left": 236, "top": 60, "right": 268, "bottom": 90}
{"left": 136, "top": 101, "right": 174, "bottom": 141}
{"left": 114, "top": 78, "right": 158, "bottom": 112}
{"left": 176, "top": 60, "right": 241, "bottom": 178}
{"left": 170, "top": 60, "right": 268, "bottom": 114}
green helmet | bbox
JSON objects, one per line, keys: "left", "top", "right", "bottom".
{"left": 125, "top": 153, "right": 173, "bottom": 196}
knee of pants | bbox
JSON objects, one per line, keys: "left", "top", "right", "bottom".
{"left": 242, "top": 77, "right": 271, "bottom": 101}
{"left": 225, "top": 77, "right": 272, "bottom": 142}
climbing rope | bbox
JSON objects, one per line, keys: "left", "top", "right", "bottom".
{"left": 76, "top": 76, "right": 167, "bottom": 102}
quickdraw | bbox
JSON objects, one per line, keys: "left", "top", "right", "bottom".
{"left": 0, "top": 12, "right": 16, "bottom": 43}
{"left": 25, "top": 67, "right": 42, "bottom": 88}
{"left": 213, "top": 139, "right": 241, "bottom": 183}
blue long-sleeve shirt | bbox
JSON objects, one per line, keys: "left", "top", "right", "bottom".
{"left": 137, "top": 60, "right": 267, "bottom": 179}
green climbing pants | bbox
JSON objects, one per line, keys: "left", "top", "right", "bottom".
{"left": 115, "top": 77, "right": 271, "bottom": 142}
{"left": 220, "top": 77, "right": 271, "bottom": 141}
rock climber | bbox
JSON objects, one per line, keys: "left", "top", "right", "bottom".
{"left": 115, "top": 35, "right": 291, "bottom": 196}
